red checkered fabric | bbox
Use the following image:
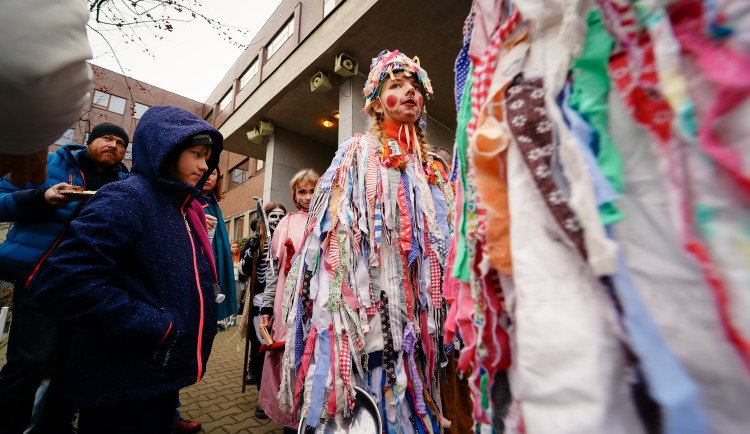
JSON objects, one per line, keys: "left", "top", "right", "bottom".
{"left": 366, "top": 283, "right": 377, "bottom": 316}
{"left": 340, "top": 330, "right": 354, "bottom": 411}
{"left": 466, "top": 10, "right": 520, "bottom": 142}
{"left": 429, "top": 251, "right": 442, "bottom": 308}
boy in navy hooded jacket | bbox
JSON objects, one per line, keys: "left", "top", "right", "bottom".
{"left": 33, "top": 106, "right": 223, "bottom": 433}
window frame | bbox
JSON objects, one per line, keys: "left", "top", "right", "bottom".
{"left": 226, "top": 158, "right": 249, "bottom": 190}
{"left": 265, "top": 17, "right": 295, "bottom": 61}
{"left": 133, "top": 102, "right": 150, "bottom": 119}
{"left": 239, "top": 58, "right": 259, "bottom": 90}
{"left": 92, "top": 90, "right": 126, "bottom": 115}
{"left": 219, "top": 90, "right": 232, "bottom": 112}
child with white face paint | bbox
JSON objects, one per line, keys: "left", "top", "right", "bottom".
{"left": 266, "top": 208, "right": 285, "bottom": 232}
{"left": 239, "top": 201, "right": 287, "bottom": 420}
{"left": 257, "top": 168, "right": 319, "bottom": 431}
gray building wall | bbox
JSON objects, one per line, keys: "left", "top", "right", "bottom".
{"left": 263, "top": 127, "right": 336, "bottom": 211}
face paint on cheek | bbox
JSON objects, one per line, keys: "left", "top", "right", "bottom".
{"left": 415, "top": 94, "right": 423, "bottom": 108}
{"left": 385, "top": 95, "right": 398, "bottom": 108}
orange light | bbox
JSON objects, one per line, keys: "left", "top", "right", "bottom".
{"left": 322, "top": 119, "right": 334, "bottom": 127}
{"left": 332, "top": 110, "right": 340, "bottom": 119}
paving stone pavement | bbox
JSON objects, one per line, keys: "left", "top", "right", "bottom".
{"left": 0, "top": 315, "right": 285, "bottom": 434}
{"left": 179, "top": 318, "right": 285, "bottom": 433}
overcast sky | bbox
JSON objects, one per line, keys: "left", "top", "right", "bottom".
{"left": 87, "top": 0, "right": 283, "bottom": 102}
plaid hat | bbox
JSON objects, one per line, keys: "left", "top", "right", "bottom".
{"left": 87, "top": 122, "right": 129, "bottom": 146}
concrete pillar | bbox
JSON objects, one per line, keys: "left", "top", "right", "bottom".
{"left": 263, "top": 127, "right": 336, "bottom": 212}
{"left": 337, "top": 77, "right": 367, "bottom": 144}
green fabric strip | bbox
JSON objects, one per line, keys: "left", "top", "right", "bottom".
{"left": 452, "top": 65, "right": 474, "bottom": 282}
{"left": 571, "top": 10, "right": 624, "bottom": 225}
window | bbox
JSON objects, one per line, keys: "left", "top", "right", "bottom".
{"left": 324, "top": 0, "right": 336, "bottom": 16}
{"left": 234, "top": 216, "right": 245, "bottom": 239}
{"left": 255, "top": 159, "right": 265, "bottom": 173}
{"left": 125, "top": 143, "right": 133, "bottom": 160}
{"left": 239, "top": 59, "right": 259, "bottom": 89}
{"left": 219, "top": 91, "right": 232, "bottom": 112}
{"left": 227, "top": 159, "right": 248, "bottom": 189}
{"left": 133, "top": 102, "right": 150, "bottom": 119}
{"left": 204, "top": 109, "right": 213, "bottom": 123}
{"left": 55, "top": 128, "right": 75, "bottom": 146}
{"left": 92, "top": 90, "right": 126, "bottom": 114}
{"left": 266, "top": 17, "right": 294, "bottom": 61}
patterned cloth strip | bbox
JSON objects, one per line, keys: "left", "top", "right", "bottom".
{"left": 467, "top": 26, "right": 496, "bottom": 139}
{"left": 327, "top": 235, "right": 343, "bottom": 312}
{"left": 294, "top": 324, "right": 318, "bottom": 418}
{"left": 504, "top": 76, "right": 588, "bottom": 261}
{"left": 428, "top": 250, "right": 442, "bottom": 308}
{"left": 402, "top": 323, "right": 427, "bottom": 416}
{"left": 340, "top": 330, "right": 354, "bottom": 411}
{"left": 295, "top": 292, "right": 306, "bottom": 373}
{"left": 379, "top": 289, "right": 397, "bottom": 385}
{"left": 401, "top": 171, "right": 420, "bottom": 266}
{"left": 307, "top": 329, "right": 331, "bottom": 429}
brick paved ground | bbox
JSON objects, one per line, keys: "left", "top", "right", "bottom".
{"left": 0, "top": 315, "right": 285, "bottom": 434}
{"left": 179, "top": 320, "right": 284, "bottom": 433}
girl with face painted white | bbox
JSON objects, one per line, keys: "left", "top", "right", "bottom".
{"left": 257, "top": 168, "right": 319, "bottom": 431}
{"left": 239, "top": 201, "right": 286, "bottom": 418}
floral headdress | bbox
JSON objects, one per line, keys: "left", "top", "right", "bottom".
{"left": 362, "top": 49, "right": 433, "bottom": 114}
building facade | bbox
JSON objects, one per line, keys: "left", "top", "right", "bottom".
{"left": 202, "top": 0, "right": 470, "bottom": 237}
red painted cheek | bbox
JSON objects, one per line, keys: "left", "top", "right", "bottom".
{"left": 385, "top": 95, "right": 398, "bottom": 108}
{"left": 416, "top": 94, "right": 423, "bottom": 107}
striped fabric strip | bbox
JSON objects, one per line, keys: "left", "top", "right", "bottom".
{"left": 294, "top": 324, "right": 318, "bottom": 418}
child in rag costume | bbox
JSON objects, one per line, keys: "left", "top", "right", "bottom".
{"left": 278, "top": 50, "right": 454, "bottom": 433}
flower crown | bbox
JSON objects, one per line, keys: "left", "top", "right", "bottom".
{"left": 362, "top": 50, "right": 433, "bottom": 113}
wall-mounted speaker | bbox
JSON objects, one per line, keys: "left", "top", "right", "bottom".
{"left": 246, "top": 127, "right": 264, "bottom": 144}
{"left": 258, "top": 120, "right": 274, "bottom": 136}
{"left": 310, "top": 71, "right": 332, "bottom": 93}
{"left": 334, "top": 53, "right": 358, "bottom": 77}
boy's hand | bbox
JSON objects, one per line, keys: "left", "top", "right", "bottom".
{"left": 206, "top": 214, "right": 217, "bottom": 230}
{"left": 260, "top": 315, "right": 272, "bottom": 328}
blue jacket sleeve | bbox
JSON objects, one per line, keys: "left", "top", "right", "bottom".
{"left": 0, "top": 177, "right": 56, "bottom": 222}
{"left": 32, "top": 182, "right": 174, "bottom": 349}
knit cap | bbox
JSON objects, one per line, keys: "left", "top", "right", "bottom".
{"left": 87, "top": 122, "right": 129, "bottom": 146}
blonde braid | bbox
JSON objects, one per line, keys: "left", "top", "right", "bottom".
{"left": 368, "top": 113, "right": 389, "bottom": 143}
{"left": 414, "top": 121, "right": 431, "bottom": 167}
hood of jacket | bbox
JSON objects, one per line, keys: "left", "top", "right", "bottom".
{"left": 132, "top": 106, "right": 222, "bottom": 192}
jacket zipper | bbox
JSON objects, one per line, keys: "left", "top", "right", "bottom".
{"left": 181, "top": 197, "right": 205, "bottom": 382}
{"left": 26, "top": 169, "right": 86, "bottom": 289}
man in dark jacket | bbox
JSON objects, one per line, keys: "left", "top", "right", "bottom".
{"left": 0, "top": 122, "right": 129, "bottom": 434}
{"left": 32, "top": 106, "right": 222, "bottom": 433}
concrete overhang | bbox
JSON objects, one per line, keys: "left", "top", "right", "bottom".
{"left": 219, "top": 0, "right": 471, "bottom": 158}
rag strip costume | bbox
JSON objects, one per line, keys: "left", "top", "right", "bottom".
{"left": 448, "top": 1, "right": 750, "bottom": 433}
{"left": 277, "top": 51, "right": 455, "bottom": 433}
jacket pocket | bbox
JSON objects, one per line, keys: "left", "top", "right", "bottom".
{"left": 152, "top": 327, "right": 182, "bottom": 368}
